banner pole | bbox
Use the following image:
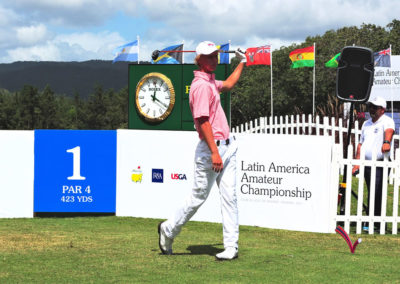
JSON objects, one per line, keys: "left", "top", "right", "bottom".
{"left": 313, "top": 42, "right": 316, "bottom": 118}
{"left": 390, "top": 44, "right": 393, "bottom": 118}
{"left": 137, "top": 35, "right": 140, "bottom": 65}
{"left": 271, "top": 45, "right": 273, "bottom": 118}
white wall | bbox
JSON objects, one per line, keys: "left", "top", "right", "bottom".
{"left": 237, "top": 134, "right": 334, "bottom": 233}
{"left": 0, "top": 131, "right": 34, "bottom": 218}
{"left": 116, "top": 130, "right": 335, "bottom": 233}
{"left": 0, "top": 129, "right": 335, "bottom": 233}
{"left": 116, "top": 129, "right": 223, "bottom": 223}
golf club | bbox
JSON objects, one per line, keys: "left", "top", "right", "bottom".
{"left": 152, "top": 49, "right": 237, "bottom": 61}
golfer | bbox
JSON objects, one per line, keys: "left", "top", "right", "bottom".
{"left": 158, "top": 41, "right": 246, "bottom": 260}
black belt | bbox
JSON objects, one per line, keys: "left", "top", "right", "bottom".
{"left": 216, "top": 136, "right": 235, "bottom": 146}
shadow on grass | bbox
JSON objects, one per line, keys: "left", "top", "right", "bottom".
{"left": 168, "top": 244, "right": 223, "bottom": 256}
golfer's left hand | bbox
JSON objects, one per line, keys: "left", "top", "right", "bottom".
{"left": 235, "top": 48, "right": 247, "bottom": 63}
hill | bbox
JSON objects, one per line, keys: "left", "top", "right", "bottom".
{"left": 0, "top": 60, "right": 148, "bottom": 98}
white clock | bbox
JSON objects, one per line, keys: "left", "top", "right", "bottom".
{"left": 135, "top": 72, "right": 175, "bottom": 122}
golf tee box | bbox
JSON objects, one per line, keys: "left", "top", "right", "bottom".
{"left": 128, "top": 64, "right": 231, "bottom": 131}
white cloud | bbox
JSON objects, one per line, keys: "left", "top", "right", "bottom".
{"left": 6, "top": 44, "right": 61, "bottom": 62}
{"left": 2, "top": 0, "right": 138, "bottom": 27}
{"left": 54, "top": 31, "right": 124, "bottom": 54}
{"left": 0, "top": 0, "right": 399, "bottom": 62}
{"left": 16, "top": 24, "right": 48, "bottom": 45}
{"left": 1, "top": 31, "right": 125, "bottom": 62}
{"left": 141, "top": 0, "right": 400, "bottom": 43}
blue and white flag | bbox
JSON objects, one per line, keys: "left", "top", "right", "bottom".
{"left": 113, "top": 40, "right": 138, "bottom": 63}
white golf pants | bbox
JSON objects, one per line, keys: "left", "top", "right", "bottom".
{"left": 163, "top": 136, "right": 239, "bottom": 249}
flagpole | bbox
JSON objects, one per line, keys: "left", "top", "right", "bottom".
{"left": 390, "top": 44, "right": 393, "bottom": 118}
{"left": 270, "top": 44, "right": 273, "bottom": 118}
{"left": 137, "top": 35, "right": 140, "bottom": 64}
{"left": 182, "top": 40, "right": 185, "bottom": 64}
{"left": 229, "top": 40, "right": 231, "bottom": 64}
{"left": 313, "top": 42, "right": 316, "bottom": 118}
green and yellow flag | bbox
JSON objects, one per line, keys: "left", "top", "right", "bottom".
{"left": 325, "top": 53, "right": 340, "bottom": 68}
{"left": 289, "top": 45, "right": 314, "bottom": 68}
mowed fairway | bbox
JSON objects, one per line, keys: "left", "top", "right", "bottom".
{"left": 0, "top": 217, "right": 399, "bottom": 283}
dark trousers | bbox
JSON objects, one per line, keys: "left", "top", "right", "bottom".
{"left": 364, "top": 166, "right": 387, "bottom": 216}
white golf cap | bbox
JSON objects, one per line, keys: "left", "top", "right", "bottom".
{"left": 367, "top": 96, "right": 386, "bottom": 108}
{"left": 195, "top": 41, "right": 218, "bottom": 56}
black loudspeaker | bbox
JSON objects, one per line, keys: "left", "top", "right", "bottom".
{"left": 336, "top": 46, "right": 374, "bottom": 103}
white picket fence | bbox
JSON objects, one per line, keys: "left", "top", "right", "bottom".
{"left": 233, "top": 114, "right": 400, "bottom": 235}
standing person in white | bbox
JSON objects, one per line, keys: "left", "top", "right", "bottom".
{"left": 158, "top": 41, "right": 246, "bottom": 260}
{"left": 352, "top": 96, "right": 395, "bottom": 230}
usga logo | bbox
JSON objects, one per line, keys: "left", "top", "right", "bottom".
{"left": 171, "top": 173, "right": 187, "bottom": 180}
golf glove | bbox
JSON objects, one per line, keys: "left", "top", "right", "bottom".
{"left": 235, "top": 48, "right": 247, "bottom": 63}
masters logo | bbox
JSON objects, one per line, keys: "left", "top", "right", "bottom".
{"left": 131, "top": 166, "right": 143, "bottom": 183}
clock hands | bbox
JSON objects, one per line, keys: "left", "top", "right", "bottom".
{"left": 153, "top": 95, "right": 169, "bottom": 109}
{"left": 151, "top": 87, "right": 169, "bottom": 109}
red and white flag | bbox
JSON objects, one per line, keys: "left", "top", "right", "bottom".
{"left": 378, "top": 47, "right": 391, "bottom": 55}
{"left": 245, "top": 45, "right": 271, "bottom": 66}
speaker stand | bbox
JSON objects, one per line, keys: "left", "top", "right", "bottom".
{"left": 338, "top": 102, "right": 368, "bottom": 215}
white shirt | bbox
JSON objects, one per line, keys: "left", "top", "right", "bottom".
{"left": 360, "top": 114, "right": 395, "bottom": 160}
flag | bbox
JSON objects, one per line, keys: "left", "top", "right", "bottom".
{"left": 152, "top": 44, "right": 183, "bottom": 64}
{"left": 217, "top": 43, "right": 230, "bottom": 64}
{"left": 245, "top": 45, "right": 271, "bottom": 66}
{"left": 289, "top": 45, "right": 314, "bottom": 68}
{"left": 325, "top": 53, "right": 341, "bottom": 68}
{"left": 113, "top": 40, "right": 138, "bottom": 63}
{"left": 374, "top": 48, "right": 391, "bottom": 67}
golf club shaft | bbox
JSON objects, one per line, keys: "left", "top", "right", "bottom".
{"left": 158, "top": 50, "right": 235, "bottom": 53}
{"left": 152, "top": 49, "right": 238, "bottom": 60}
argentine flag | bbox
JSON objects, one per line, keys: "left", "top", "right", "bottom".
{"left": 113, "top": 40, "right": 138, "bottom": 63}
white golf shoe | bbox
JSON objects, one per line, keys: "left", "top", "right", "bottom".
{"left": 158, "top": 221, "right": 173, "bottom": 255}
{"left": 215, "top": 247, "right": 238, "bottom": 260}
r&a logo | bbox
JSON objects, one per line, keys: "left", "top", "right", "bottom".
{"left": 152, "top": 169, "right": 164, "bottom": 183}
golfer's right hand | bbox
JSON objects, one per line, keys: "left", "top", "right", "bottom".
{"left": 211, "top": 152, "right": 223, "bottom": 173}
{"left": 235, "top": 48, "right": 247, "bottom": 63}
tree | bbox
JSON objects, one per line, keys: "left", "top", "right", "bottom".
{"left": 85, "top": 85, "right": 108, "bottom": 129}
{"left": 38, "top": 85, "right": 58, "bottom": 129}
{"left": 16, "top": 85, "right": 40, "bottom": 129}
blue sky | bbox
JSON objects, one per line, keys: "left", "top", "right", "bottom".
{"left": 0, "top": 0, "right": 399, "bottom": 63}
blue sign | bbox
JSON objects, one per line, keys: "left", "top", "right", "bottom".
{"left": 152, "top": 169, "right": 164, "bottom": 183}
{"left": 34, "top": 130, "right": 116, "bottom": 212}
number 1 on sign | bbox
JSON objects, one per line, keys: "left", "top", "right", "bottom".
{"left": 67, "top": 146, "right": 86, "bottom": 180}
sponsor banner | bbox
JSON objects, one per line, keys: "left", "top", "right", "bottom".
{"left": 370, "top": 55, "right": 400, "bottom": 101}
{"left": 34, "top": 130, "right": 116, "bottom": 213}
{"left": 237, "top": 134, "right": 334, "bottom": 233}
{"left": 116, "top": 130, "right": 222, "bottom": 223}
{"left": 0, "top": 131, "right": 34, "bottom": 218}
{"left": 116, "top": 130, "right": 335, "bottom": 233}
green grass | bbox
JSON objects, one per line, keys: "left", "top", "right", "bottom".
{"left": 1, "top": 217, "right": 400, "bottom": 283}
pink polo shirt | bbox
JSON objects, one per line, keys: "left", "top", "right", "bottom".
{"left": 189, "top": 70, "right": 230, "bottom": 140}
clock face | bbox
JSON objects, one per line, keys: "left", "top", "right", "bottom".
{"left": 135, "top": 72, "right": 175, "bottom": 122}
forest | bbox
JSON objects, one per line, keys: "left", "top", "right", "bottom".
{"left": 1, "top": 20, "right": 399, "bottom": 130}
